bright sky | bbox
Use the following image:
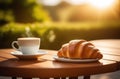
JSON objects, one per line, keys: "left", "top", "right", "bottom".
{"left": 87, "top": 0, "right": 115, "bottom": 9}
{"left": 65, "top": 0, "right": 86, "bottom": 5}
{"left": 38, "top": 0, "right": 115, "bottom": 9}
{"left": 37, "top": 0, "right": 61, "bottom": 6}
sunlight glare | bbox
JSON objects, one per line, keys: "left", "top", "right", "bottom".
{"left": 65, "top": 0, "right": 86, "bottom": 5}
{"left": 39, "top": 0, "right": 61, "bottom": 6}
{"left": 87, "top": 0, "right": 115, "bottom": 9}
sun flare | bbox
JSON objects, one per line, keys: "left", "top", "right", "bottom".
{"left": 65, "top": 0, "right": 86, "bottom": 5}
{"left": 87, "top": 0, "right": 115, "bottom": 9}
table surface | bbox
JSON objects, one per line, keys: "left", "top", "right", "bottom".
{"left": 0, "top": 39, "right": 120, "bottom": 78}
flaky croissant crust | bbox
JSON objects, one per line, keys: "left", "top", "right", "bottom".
{"left": 57, "top": 40, "right": 103, "bottom": 59}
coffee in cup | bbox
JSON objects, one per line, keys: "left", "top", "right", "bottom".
{"left": 12, "top": 37, "right": 40, "bottom": 55}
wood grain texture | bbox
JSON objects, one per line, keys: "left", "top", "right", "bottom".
{"left": 0, "top": 39, "right": 120, "bottom": 78}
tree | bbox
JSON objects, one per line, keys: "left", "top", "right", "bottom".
{"left": 0, "top": 0, "right": 51, "bottom": 25}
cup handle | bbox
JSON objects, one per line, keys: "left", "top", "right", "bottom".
{"left": 11, "top": 41, "right": 20, "bottom": 51}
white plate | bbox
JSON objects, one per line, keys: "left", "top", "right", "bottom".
{"left": 11, "top": 50, "right": 47, "bottom": 60}
{"left": 53, "top": 55, "right": 99, "bottom": 63}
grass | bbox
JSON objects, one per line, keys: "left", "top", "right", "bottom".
{"left": 0, "top": 21, "right": 120, "bottom": 50}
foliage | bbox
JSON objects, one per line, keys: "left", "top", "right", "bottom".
{"left": 0, "top": 22, "right": 120, "bottom": 50}
{"left": 0, "top": 0, "right": 51, "bottom": 25}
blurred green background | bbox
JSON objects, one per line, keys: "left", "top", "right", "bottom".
{"left": 0, "top": 0, "right": 120, "bottom": 50}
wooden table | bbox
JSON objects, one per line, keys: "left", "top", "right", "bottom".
{"left": 0, "top": 39, "right": 120, "bottom": 79}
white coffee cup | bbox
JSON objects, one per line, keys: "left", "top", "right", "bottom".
{"left": 12, "top": 37, "right": 40, "bottom": 55}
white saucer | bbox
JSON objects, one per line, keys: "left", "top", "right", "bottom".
{"left": 53, "top": 55, "right": 99, "bottom": 63}
{"left": 11, "top": 50, "right": 47, "bottom": 60}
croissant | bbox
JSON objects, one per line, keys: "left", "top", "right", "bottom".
{"left": 57, "top": 39, "right": 103, "bottom": 59}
